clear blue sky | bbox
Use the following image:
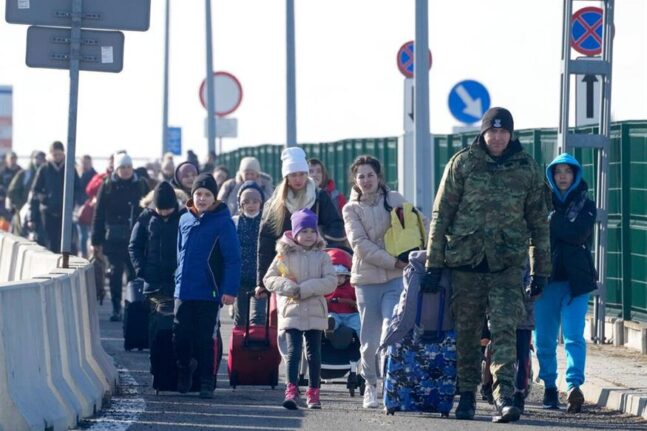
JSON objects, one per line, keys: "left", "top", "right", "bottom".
{"left": 0, "top": 0, "right": 645, "bottom": 163}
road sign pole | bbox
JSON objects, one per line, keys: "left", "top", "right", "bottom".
{"left": 205, "top": 0, "right": 216, "bottom": 155}
{"left": 162, "top": 0, "right": 170, "bottom": 157}
{"left": 414, "top": 0, "right": 433, "bottom": 218}
{"left": 286, "top": 0, "right": 297, "bottom": 148}
{"left": 61, "top": 0, "right": 83, "bottom": 268}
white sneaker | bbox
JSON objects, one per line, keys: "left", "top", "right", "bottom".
{"left": 363, "top": 384, "right": 379, "bottom": 409}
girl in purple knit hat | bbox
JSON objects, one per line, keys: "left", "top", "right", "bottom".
{"left": 263, "top": 208, "right": 336, "bottom": 410}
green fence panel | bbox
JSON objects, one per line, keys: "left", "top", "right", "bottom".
{"left": 218, "top": 121, "right": 647, "bottom": 323}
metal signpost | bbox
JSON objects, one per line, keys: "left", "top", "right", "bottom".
{"left": 559, "top": 0, "right": 615, "bottom": 343}
{"left": 395, "top": 23, "right": 433, "bottom": 216}
{"left": 286, "top": 0, "right": 296, "bottom": 148}
{"left": 5, "top": 0, "right": 150, "bottom": 267}
{"left": 0, "top": 86, "right": 12, "bottom": 155}
{"left": 447, "top": 79, "right": 490, "bottom": 125}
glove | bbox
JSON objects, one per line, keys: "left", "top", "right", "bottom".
{"left": 526, "top": 275, "right": 547, "bottom": 298}
{"left": 420, "top": 267, "right": 443, "bottom": 293}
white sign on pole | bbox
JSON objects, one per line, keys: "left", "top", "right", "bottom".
{"left": 403, "top": 78, "right": 414, "bottom": 133}
{"left": 199, "top": 71, "right": 243, "bottom": 116}
{"left": 204, "top": 117, "right": 238, "bottom": 138}
{"left": 576, "top": 74, "right": 600, "bottom": 127}
{"left": 0, "top": 86, "right": 13, "bottom": 155}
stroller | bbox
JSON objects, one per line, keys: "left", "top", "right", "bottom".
{"left": 298, "top": 248, "right": 364, "bottom": 397}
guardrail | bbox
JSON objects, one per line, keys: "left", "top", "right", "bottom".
{"left": 0, "top": 232, "right": 117, "bottom": 431}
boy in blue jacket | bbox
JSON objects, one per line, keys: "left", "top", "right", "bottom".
{"left": 174, "top": 173, "right": 241, "bottom": 399}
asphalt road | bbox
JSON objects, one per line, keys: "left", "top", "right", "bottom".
{"left": 75, "top": 300, "right": 647, "bottom": 431}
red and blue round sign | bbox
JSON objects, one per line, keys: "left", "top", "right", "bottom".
{"left": 571, "top": 7, "right": 603, "bottom": 56}
{"left": 396, "top": 41, "right": 432, "bottom": 78}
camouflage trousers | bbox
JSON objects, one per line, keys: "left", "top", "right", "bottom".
{"left": 451, "top": 267, "right": 525, "bottom": 399}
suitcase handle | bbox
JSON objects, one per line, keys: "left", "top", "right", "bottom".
{"left": 414, "top": 285, "right": 446, "bottom": 341}
{"left": 243, "top": 289, "right": 271, "bottom": 348}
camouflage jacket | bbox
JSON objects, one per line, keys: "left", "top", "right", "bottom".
{"left": 425, "top": 137, "right": 551, "bottom": 276}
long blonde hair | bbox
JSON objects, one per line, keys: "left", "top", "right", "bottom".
{"left": 265, "top": 177, "right": 290, "bottom": 236}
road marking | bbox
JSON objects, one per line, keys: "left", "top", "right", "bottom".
{"left": 80, "top": 368, "right": 146, "bottom": 431}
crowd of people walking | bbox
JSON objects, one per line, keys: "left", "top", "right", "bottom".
{"left": 1, "top": 106, "right": 596, "bottom": 421}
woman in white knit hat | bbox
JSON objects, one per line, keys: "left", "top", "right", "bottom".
{"left": 256, "top": 147, "right": 346, "bottom": 296}
{"left": 217, "top": 156, "right": 273, "bottom": 216}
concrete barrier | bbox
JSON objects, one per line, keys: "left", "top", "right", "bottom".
{"left": 0, "top": 280, "right": 72, "bottom": 431}
{"left": 0, "top": 232, "right": 118, "bottom": 431}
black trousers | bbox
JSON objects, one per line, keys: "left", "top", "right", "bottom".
{"left": 173, "top": 299, "right": 219, "bottom": 380}
{"left": 105, "top": 249, "right": 135, "bottom": 315}
{"left": 285, "top": 329, "right": 322, "bottom": 388}
{"left": 42, "top": 210, "right": 62, "bottom": 253}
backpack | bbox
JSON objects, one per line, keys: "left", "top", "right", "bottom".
{"left": 381, "top": 251, "right": 453, "bottom": 350}
{"left": 384, "top": 202, "right": 427, "bottom": 262}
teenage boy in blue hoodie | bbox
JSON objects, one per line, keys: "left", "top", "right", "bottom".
{"left": 174, "top": 173, "right": 241, "bottom": 399}
{"left": 534, "top": 153, "right": 597, "bottom": 413}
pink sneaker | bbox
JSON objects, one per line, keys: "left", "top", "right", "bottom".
{"left": 306, "top": 387, "right": 321, "bottom": 409}
{"left": 282, "top": 383, "right": 299, "bottom": 410}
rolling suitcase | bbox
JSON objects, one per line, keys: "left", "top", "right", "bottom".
{"left": 150, "top": 300, "right": 223, "bottom": 394}
{"left": 383, "top": 286, "right": 457, "bottom": 416}
{"left": 227, "top": 291, "right": 281, "bottom": 388}
{"left": 123, "top": 278, "right": 149, "bottom": 351}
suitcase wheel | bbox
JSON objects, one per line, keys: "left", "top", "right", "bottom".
{"left": 271, "top": 370, "right": 278, "bottom": 389}
{"left": 359, "top": 376, "right": 365, "bottom": 396}
{"left": 230, "top": 371, "right": 238, "bottom": 389}
{"left": 440, "top": 412, "right": 449, "bottom": 418}
{"left": 385, "top": 407, "right": 396, "bottom": 416}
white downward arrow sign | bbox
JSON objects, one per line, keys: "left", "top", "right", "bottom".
{"left": 456, "top": 85, "right": 483, "bottom": 119}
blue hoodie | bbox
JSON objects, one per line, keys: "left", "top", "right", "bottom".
{"left": 175, "top": 201, "right": 241, "bottom": 302}
{"left": 546, "top": 153, "right": 583, "bottom": 203}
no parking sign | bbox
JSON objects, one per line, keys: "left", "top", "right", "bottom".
{"left": 571, "top": 7, "right": 603, "bottom": 56}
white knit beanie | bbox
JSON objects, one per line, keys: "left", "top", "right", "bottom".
{"left": 114, "top": 152, "right": 132, "bottom": 169}
{"left": 238, "top": 157, "right": 261, "bottom": 174}
{"left": 281, "top": 147, "right": 309, "bottom": 178}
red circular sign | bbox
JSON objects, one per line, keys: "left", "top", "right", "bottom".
{"left": 396, "top": 41, "right": 432, "bottom": 78}
{"left": 571, "top": 7, "right": 603, "bottom": 56}
{"left": 199, "top": 71, "right": 243, "bottom": 117}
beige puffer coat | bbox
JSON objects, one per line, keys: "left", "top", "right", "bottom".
{"left": 263, "top": 232, "right": 336, "bottom": 331}
{"left": 342, "top": 188, "right": 406, "bottom": 286}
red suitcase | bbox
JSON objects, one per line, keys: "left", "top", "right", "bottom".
{"left": 227, "top": 291, "right": 281, "bottom": 388}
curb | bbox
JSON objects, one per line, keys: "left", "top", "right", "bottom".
{"left": 531, "top": 354, "right": 647, "bottom": 420}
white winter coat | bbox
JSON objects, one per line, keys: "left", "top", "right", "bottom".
{"left": 263, "top": 232, "right": 336, "bottom": 331}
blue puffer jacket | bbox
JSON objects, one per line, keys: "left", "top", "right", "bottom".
{"left": 175, "top": 201, "right": 241, "bottom": 302}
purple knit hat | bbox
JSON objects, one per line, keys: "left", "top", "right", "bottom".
{"left": 291, "top": 208, "right": 318, "bottom": 238}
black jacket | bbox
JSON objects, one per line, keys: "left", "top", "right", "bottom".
{"left": 256, "top": 188, "right": 346, "bottom": 287}
{"left": 30, "top": 161, "right": 83, "bottom": 217}
{"left": 91, "top": 174, "right": 149, "bottom": 254}
{"left": 128, "top": 207, "right": 180, "bottom": 293}
{"left": 549, "top": 180, "right": 598, "bottom": 298}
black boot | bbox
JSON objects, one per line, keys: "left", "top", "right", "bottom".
{"left": 199, "top": 376, "right": 215, "bottom": 399}
{"left": 493, "top": 397, "right": 521, "bottom": 423}
{"left": 455, "top": 391, "right": 476, "bottom": 420}
{"left": 542, "top": 387, "right": 560, "bottom": 409}
{"left": 567, "top": 387, "right": 584, "bottom": 413}
{"left": 512, "top": 392, "right": 525, "bottom": 415}
{"left": 177, "top": 359, "right": 197, "bottom": 394}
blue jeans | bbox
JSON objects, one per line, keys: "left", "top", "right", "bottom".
{"left": 329, "top": 312, "right": 361, "bottom": 336}
{"left": 534, "top": 281, "right": 589, "bottom": 390}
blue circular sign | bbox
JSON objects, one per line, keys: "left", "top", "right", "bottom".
{"left": 571, "top": 7, "right": 603, "bottom": 56}
{"left": 447, "top": 80, "right": 490, "bottom": 125}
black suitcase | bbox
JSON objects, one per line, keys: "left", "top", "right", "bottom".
{"left": 123, "top": 279, "right": 150, "bottom": 351}
{"left": 150, "top": 301, "right": 223, "bottom": 394}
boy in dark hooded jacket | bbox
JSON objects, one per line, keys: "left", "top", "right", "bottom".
{"left": 534, "top": 153, "right": 597, "bottom": 414}
{"left": 129, "top": 181, "right": 180, "bottom": 301}
{"left": 232, "top": 180, "right": 266, "bottom": 327}
{"left": 174, "top": 174, "right": 241, "bottom": 399}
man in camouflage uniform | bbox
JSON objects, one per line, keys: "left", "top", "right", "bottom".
{"left": 421, "top": 107, "right": 551, "bottom": 422}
